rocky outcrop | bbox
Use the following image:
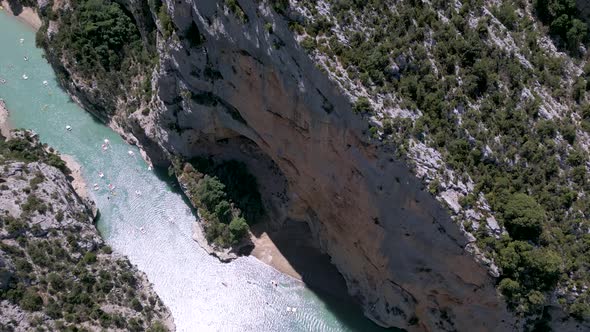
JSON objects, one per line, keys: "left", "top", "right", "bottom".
{"left": 39, "top": 0, "right": 518, "bottom": 330}
{"left": 0, "top": 131, "right": 174, "bottom": 331}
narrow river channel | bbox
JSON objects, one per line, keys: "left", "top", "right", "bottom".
{"left": 0, "top": 10, "right": 391, "bottom": 332}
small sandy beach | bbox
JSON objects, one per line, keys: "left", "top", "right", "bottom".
{"left": 250, "top": 220, "right": 352, "bottom": 300}
{"left": 61, "top": 154, "right": 90, "bottom": 201}
{"left": 1, "top": 0, "right": 42, "bottom": 31}
{"left": 251, "top": 231, "right": 303, "bottom": 280}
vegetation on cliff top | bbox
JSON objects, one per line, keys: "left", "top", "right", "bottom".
{"left": 36, "top": 0, "right": 158, "bottom": 114}
{"left": 279, "top": 0, "right": 590, "bottom": 324}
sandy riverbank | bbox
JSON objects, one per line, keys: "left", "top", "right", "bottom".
{"left": 61, "top": 154, "right": 90, "bottom": 201}
{"left": 0, "top": 99, "right": 12, "bottom": 139}
{"left": 250, "top": 231, "right": 302, "bottom": 280}
{"left": 1, "top": 0, "right": 42, "bottom": 31}
{"left": 250, "top": 220, "right": 352, "bottom": 300}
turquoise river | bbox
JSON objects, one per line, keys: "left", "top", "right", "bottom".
{"left": 0, "top": 11, "right": 391, "bottom": 332}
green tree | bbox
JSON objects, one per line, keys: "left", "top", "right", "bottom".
{"left": 214, "top": 200, "right": 232, "bottom": 224}
{"left": 229, "top": 217, "right": 249, "bottom": 244}
{"left": 503, "top": 193, "right": 545, "bottom": 241}
{"left": 196, "top": 176, "right": 226, "bottom": 211}
{"left": 522, "top": 248, "right": 562, "bottom": 289}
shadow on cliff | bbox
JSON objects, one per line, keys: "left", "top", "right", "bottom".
{"left": 250, "top": 220, "right": 397, "bottom": 332}
{"left": 152, "top": 165, "right": 394, "bottom": 331}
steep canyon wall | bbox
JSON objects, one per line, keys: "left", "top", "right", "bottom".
{"left": 40, "top": 0, "right": 517, "bottom": 330}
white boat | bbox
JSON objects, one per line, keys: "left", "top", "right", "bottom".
{"left": 19, "top": 38, "right": 24, "bottom": 44}
{"left": 101, "top": 144, "right": 108, "bottom": 151}
{"left": 65, "top": 125, "right": 72, "bottom": 131}
{"left": 22, "top": 74, "right": 28, "bottom": 80}
{"left": 128, "top": 150, "right": 134, "bottom": 156}
{"left": 135, "top": 190, "right": 142, "bottom": 196}
{"left": 98, "top": 172, "right": 104, "bottom": 178}
{"left": 42, "top": 80, "right": 48, "bottom": 86}
{"left": 104, "top": 139, "right": 110, "bottom": 144}
{"left": 147, "top": 165, "right": 153, "bottom": 171}
{"left": 23, "top": 56, "right": 28, "bottom": 61}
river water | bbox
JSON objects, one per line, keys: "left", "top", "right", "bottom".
{"left": 0, "top": 11, "right": 391, "bottom": 332}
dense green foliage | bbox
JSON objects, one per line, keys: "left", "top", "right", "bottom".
{"left": 38, "top": 0, "right": 157, "bottom": 113}
{"left": 280, "top": 0, "right": 590, "bottom": 323}
{"left": 59, "top": 0, "right": 139, "bottom": 71}
{"left": 534, "top": 0, "right": 589, "bottom": 53}
{"left": 172, "top": 158, "right": 262, "bottom": 248}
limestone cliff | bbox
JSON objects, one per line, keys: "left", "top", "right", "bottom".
{"left": 33, "top": 0, "right": 531, "bottom": 330}
{"left": 0, "top": 130, "right": 174, "bottom": 331}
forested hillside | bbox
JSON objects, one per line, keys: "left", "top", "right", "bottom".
{"left": 277, "top": 0, "right": 590, "bottom": 324}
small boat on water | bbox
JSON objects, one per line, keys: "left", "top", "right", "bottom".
{"left": 104, "top": 138, "right": 110, "bottom": 145}
{"left": 22, "top": 74, "right": 28, "bottom": 80}
{"left": 147, "top": 165, "right": 153, "bottom": 171}
{"left": 98, "top": 172, "right": 104, "bottom": 178}
{"left": 19, "top": 38, "right": 24, "bottom": 44}
{"left": 0, "top": 78, "right": 6, "bottom": 84}
{"left": 65, "top": 125, "right": 72, "bottom": 131}
{"left": 101, "top": 144, "right": 108, "bottom": 151}
{"left": 42, "top": 80, "right": 48, "bottom": 86}
{"left": 23, "top": 56, "right": 28, "bottom": 61}
{"left": 128, "top": 150, "right": 134, "bottom": 156}
{"left": 135, "top": 190, "right": 142, "bottom": 196}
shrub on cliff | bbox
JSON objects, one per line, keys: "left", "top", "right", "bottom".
{"left": 502, "top": 193, "right": 545, "bottom": 241}
{"left": 19, "top": 288, "right": 43, "bottom": 311}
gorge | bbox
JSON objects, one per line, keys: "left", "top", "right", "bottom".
{"left": 4, "top": 0, "right": 590, "bottom": 331}
{"left": 0, "top": 8, "right": 387, "bottom": 332}
{"left": 38, "top": 0, "right": 515, "bottom": 330}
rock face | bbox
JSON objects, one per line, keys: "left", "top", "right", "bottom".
{"left": 0, "top": 132, "right": 174, "bottom": 331}
{"left": 134, "top": 1, "right": 516, "bottom": 330}
{"left": 41, "top": 0, "right": 517, "bottom": 330}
